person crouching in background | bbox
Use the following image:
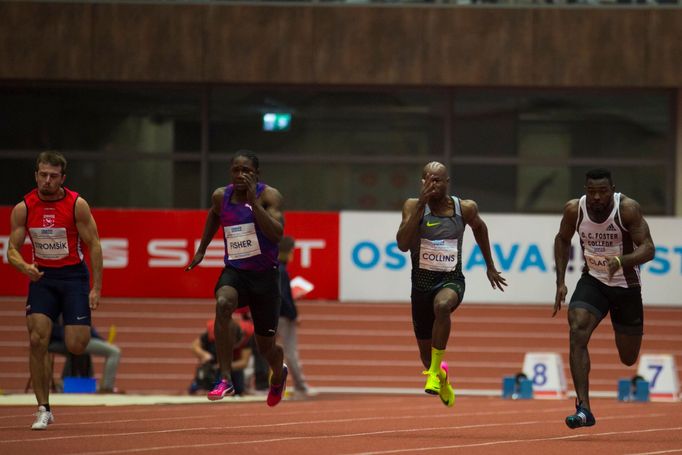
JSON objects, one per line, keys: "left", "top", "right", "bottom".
{"left": 189, "top": 315, "right": 254, "bottom": 396}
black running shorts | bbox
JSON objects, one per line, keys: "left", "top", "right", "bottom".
{"left": 569, "top": 273, "right": 643, "bottom": 336}
{"left": 215, "top": 266, "right": 281, "bottom": 337}
{"left": 411, "top": 277, "right": 465, "bottom": 340}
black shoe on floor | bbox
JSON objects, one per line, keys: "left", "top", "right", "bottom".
{"left": 565, "top": 400, "right": 596, "bottom": 429}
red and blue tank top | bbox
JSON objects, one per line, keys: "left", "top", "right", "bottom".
{"left": 24, "top": 187, "right": 83, "bottom": 268}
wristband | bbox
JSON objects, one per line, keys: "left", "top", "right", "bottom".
{"left": 614, "top": 255, "right": 622, "bottom": 269}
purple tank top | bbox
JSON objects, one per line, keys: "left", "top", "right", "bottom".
{"left": 220, "top": 183, "right": 279, "bottom": 271}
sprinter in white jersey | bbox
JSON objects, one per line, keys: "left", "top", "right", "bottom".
{"left": 553, "top": 168, "right": 655, "bottom": 429}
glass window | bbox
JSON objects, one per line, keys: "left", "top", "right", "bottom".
{"left": 448, "top": 164, "right": 517, "bottom": 213}
{"left": 454, "top": 89, "right": 671, "bottom": 159}
{"left": 0, "top": 85, "right": 202, "bottom": 153}
{"left": 452, "top": 89, "right": 674, "bottom": 214}
{"left": 1, "top": 85, "right": 675, "bottom": 214}
{"left": 453, "top": 92, "right": 519, "bottom": 158}
{"left": 0, "top": 159, "right": 35, "bottom": 206}
{"left": 173, "top": 162, "right": 202, "bottom": 209}
{"left": 209, "top": 88, "right": 446, "bottom": 160}
{"left": 0, "top": 85, "right": 203, "bottom": 208}
{"left": 58, "top": 159, "right": 199, "bottom": 209}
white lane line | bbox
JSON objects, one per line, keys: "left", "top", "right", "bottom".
{"left": 0, "top": 311, "right": 211, "bottom": 320}
{"left": 7, "top": 343, "right": 677, "bottom": 361}
{"left": 1, "top": 414, "right": 506, "bottom": 444}
{"left": 54, "top": 414, "right": 676, "bottom": 455}
{"left": 0, "top": 314, "right": 664, "bottom": 328}
{"left": 2, "top": 297, "right": 681, "bottom": 315}
{"left": 348, "top": 426, "right": 682, "bottom": 455}
{"left": 0, "top": 356, "right": 198, "bottom": 365}
{"left": 2, "top": 326, "right": 682, "bottom": 342}
{"left": 625, "top": 450, "right": 682, "bottom": 455}
{"left": 0, "top": 408, "right": 668, "bottom": 445}
{"left": 0, "top": 400, "right": 556, "bottom": 431}
{"left": 0, "top": 397, "right": 421, "bottom": 424}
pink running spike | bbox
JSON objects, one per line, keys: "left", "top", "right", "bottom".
{"left": 267, "top": 364, "right": 288, "bottom": 407}
{"left": 207, "top": 379, "right": 235, "bottom": 401}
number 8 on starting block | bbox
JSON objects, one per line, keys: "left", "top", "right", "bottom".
{"left": 637, "top": 354, "right": 680, "bottom": 402}
{"left": 522, "top": 352, "right": 567, "bottom": 399}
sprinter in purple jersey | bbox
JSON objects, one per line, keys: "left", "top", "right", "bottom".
{"left": 186, "top": 151, "right": 288, "bottom": 407}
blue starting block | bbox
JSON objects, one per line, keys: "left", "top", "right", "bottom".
{"left": 502, "top": 375, "right": 533, "bottom": 400}
{"left": 63, "top": 377, "right": 97, "bottom": 393}
{"left": 617, "top": 378, "right": 650, "bottom": 402}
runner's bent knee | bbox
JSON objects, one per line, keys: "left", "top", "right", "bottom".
{"left": 615, "top": 334, "right": 641, "bottom": 366}
{"left": 216, "top": 293, "right": 237, "bottom": 318}
{"left": 433, "top": 300, "right": 451, "bottom": 319}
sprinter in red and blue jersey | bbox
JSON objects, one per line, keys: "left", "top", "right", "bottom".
{"left": 7, "top": 151, "right": 103, "bottom": 430}
{"left": 186, "top": 151, "right": 288, "bottom": 407}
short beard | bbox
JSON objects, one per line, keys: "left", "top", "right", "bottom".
{"left": 38, "top": 186, "right": 59, "bottom": 197}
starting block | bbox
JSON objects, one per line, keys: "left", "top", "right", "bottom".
{"left": 617, "top": 377, "right": 650, "bottom": 402}
{"left": 522, "top": 352, "right": 567, "bottom": 399}
{"left": 636, "top": 354, "right": 680, "bottom": 402}
{"left": 502, "top": 374, "right": 533, "bottom": 399}
{"left": 63, "top": 377, "right": 97, "bottom": 393}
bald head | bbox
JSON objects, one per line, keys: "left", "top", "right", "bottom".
{"left": 420, "top": 161, "right": 450, "bottom": 201}
{"left": 422, "top": 161, "right": 447, "bottom": 179}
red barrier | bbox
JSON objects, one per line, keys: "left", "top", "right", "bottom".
{"left": 0, "top": 207, "right": 339, "bottom": 299}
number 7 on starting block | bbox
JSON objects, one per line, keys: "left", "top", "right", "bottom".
{"left": 522, "top": 352, "right": 567, "bottom": 399}
{"left": 637, "top": 354, "right": 680, "bottom": 402}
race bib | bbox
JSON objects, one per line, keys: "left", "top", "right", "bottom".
{"left": 224, "top": 223, "right": 261, "bottom": 260}
{"left": 419, "top": 238, "right": 458, "bottom": 272}
{"left": 29, "top": 227, "right": 69, "bottom": 260}
{"left": 584, "top": 252, "right": 610, "bottom": 273}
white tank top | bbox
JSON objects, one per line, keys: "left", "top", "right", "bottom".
{"left": 576, "top": 192, "right": 641, "bottom": 288}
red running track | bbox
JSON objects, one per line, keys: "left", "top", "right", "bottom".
{"left": 1, "top": 298, "right": 681, "bottom": 395}
{"left": 1, "top": 395, "right": 682, "bottom": 454}
{"left": 2, "top": 298, "right": 682, "bottom": 454}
